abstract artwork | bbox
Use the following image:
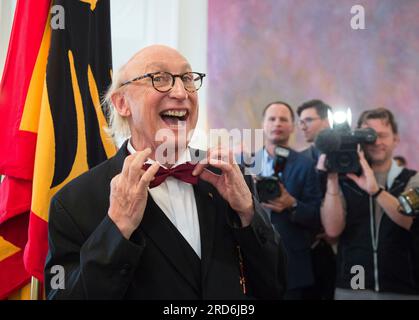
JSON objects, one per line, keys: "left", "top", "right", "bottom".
{"left": 208, "top": 0, "right": 419, "bottom": 169}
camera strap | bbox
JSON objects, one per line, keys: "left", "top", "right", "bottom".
{"left": 388, "top": 168, "right": 417, "bottom": 195}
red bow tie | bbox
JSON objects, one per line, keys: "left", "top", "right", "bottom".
{"left": 142, "top": 162, "right": 198, "bottom": 188}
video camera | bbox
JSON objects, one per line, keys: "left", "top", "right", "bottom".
{"left": 398, "top": 187, "right": 419, "bottom": 217}
{"left": 256, "top": 146, "right": 289, "bottom": 202}
{"left": 315, "top": 109, "right": 377, "bottom": 173}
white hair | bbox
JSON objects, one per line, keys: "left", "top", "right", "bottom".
{"left": 102, "top": 45, "right": 186, "bottom": 145}
{"left": 102, "top": 64, "right": 131, "bottom": 145}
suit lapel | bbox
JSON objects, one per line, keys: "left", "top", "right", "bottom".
{"left": 106, "top": 140, "right": 129, "bottom": 180}
{"left": 135, "top": 196, "right": 201, "bottom": 294}
{"left": 194, "top": 178, "right": 218, "bottom": 283}
{"left": 282, "top": 149, "right": 297, "bottom": 182}
{"left": 189, "top": 148, "right": 220, "bottom": 283}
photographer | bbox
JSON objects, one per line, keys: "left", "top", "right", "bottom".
{"left": 298, "top": 99, "right": 331, "bottom": 162}
{"left": 320, "top": 108, "right": 419, "bottom": 299}
{"left": 297, "top": 99, "right": 336, "bottom": 300}
{"left": 252, "top": 101, "right": 322, "bottom": 299}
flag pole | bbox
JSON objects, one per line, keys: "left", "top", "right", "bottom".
{"left": 30, "top": 276, "right": 39, "bottom": 300}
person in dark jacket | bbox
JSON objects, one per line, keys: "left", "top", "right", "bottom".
{"left": 44, "top": 45, "right": 287, "bottom": 300}
{"left": 251, "top": 101, "right": 322, "bottom": 299}
{"left": 321, "top": 108, "right": 419, "bottom": 299}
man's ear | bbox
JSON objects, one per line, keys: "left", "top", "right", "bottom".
{"left": 111, "top": 91, "right": 131, "bottom": 117}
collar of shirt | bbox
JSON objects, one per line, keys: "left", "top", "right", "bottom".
{"left": 386, "top": 159, "right": 403, "bottom": 189}
{"left": 262, "top": 148, "right": 275, "bottom": 177}
{"left": 127, "top": 139, "right": 192, "bottom": 168}
{"left": 372, "top": 159, "right": 404, "bottom": 190}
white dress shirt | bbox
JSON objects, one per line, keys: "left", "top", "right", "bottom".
{"left": 261, "top": 148, "right": 275, "bottom": 177}
{"left": 127, "top": 140, "right": 201, "bottom": 258}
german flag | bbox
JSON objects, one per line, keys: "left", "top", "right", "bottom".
{"left": 0, "top": 0, "right": 116, "bottom": 298}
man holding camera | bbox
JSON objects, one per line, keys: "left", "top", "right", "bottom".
{"left": 251, "top": 101, "right": 322, "bottom": 299}
{"left": 321, "top": 107, "right": 419, "bottom": 299}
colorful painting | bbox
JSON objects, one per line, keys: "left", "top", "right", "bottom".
{"left": 208, "top": 0, "right": 419, "bottom": 169}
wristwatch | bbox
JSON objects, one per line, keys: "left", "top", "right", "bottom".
{"left": 371, "top": 186, "right": 384, "bottom": 199}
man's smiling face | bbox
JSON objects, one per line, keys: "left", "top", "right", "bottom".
{"left": 115, "top": 45, "right": 199, "bottom": 154}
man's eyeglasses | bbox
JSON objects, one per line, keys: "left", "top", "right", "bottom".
{"left": 298, "top": 117, "right": 321, "bottom": 127}
{"left": 119, "top": 71, "right": 206, "bottom": 93}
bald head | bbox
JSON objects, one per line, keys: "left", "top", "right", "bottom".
{"left": 119, "top": 45, "right": 192, "bottom": 85}
{"left": 106, "top": 44, "right": 200, "bottom": 164}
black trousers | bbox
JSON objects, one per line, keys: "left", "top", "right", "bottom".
{"left": 302, "top": 239, "right": 336, "bottom": 300}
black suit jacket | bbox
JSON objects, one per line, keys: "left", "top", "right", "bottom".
{"left": 300, "top": 145, "right": 320, "bottom": 164}
{"left": 45, "top": 141, "right": 287, "bottom": 300}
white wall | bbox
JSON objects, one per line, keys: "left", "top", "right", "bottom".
{"left": 0, "top": 0, "right": 16, "bottom": 79}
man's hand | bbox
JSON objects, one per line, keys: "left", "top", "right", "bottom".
{"left": 261, "top": 183, "right": 296, "bottom": 213}
{"left": 346, "top": 151, "right": 380, "bottom": 195}
{"left": 108, "top": 148, "right": 160, "bottom": 239}
{"left": 192, "top": 148, "right": 254, "bottom": 227}
{"left": 316, "top": 153, "right": 327, "bottom": 171}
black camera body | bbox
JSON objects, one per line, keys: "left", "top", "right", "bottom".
{"left": 256, "top": 176, "right": 281, "bottom": 203}
{"left": 315, "top": 125, "right": 377, "bottom": 174}
{"left": 255, "top": 146, "right": 289, "bottom": 202}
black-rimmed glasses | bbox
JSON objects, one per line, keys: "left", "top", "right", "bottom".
{"left": 119, "top": 71, "right": 206, "bottom": 93}
{"left": 298, "top": 117, "right": 321, "bottom": 127}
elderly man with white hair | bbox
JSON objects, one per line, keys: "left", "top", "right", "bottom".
{"left": 44, "top": 45, "right": 287, "bottom": 300}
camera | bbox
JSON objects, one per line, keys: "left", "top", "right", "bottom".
{"left": 256, "top": 175, "right": 281, "bottom": 203}
{"left": 255, "top": 146, "right": 289, "bottom": 202}
{"left": 398, "top": 187, "right": 419, "bottom": 217}
{"left": 315, "top": 110, "right": 377, "bottom": 173}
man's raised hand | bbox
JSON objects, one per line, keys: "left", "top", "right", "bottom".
{"left": 108, "top": 148, "right": 160, "bottom": 239}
